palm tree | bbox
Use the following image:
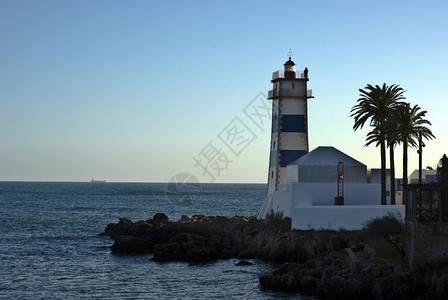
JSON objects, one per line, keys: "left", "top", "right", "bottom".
{"left": 351, "top": 83, "right": 406, "bottom": 205}
{"left": 384, "top": 119, "right": 401, "bottom": 205}
{"left": 388, "top": 140, "right": 396, "bottom": 204}
{"left": 394, "top": 103, "right": 435, "bottom": 186}
{"left": 364, "top": 124, "right": 397, "bottom": 205}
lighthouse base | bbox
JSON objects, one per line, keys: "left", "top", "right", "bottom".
{"left": 258, "top": 182, "right": 404, "bottom": 230}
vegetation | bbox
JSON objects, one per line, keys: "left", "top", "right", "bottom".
{"left": 363, "top": 212, "right": 404, "bottom": 238}
{"left": 351, "top": 84, "right": 405, "bottom": 205}
{"left": 368, "top": 238, "right": 402, "bottom": 259}
{"left": 393, "top": 103, "right": 435, "bottom": 186}
{"left": 351, "top": 83, "right": 435, "bottom": 204}
{"left": 363, "top": 213, "right": 405, "bottom": 258}
{"left": 265, "top": 210, "right": 291, "bottom": 230}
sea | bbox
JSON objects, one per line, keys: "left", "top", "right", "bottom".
{"left": 0, "top": 181, "right": 310, "bottom": 299}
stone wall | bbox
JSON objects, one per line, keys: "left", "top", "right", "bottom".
{"left": 405, "top": 184, "right": 448, "bottom": 270}
{"left": 406, "top": 220, "right": 448, "bottom": 270}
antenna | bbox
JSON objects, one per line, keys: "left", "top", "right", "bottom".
{"left": 288, "top": 48, "right": 293, "bottom": 59}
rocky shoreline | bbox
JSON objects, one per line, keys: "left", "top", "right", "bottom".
{"left": 101, "top": 213, "right": 448, "bottom": 299}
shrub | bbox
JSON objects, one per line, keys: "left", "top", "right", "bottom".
{"left": 363, "top": 212, "right": 404, "bottom": 238}
{"left": 265, "top": 210, "right": 291, "bottom": 230}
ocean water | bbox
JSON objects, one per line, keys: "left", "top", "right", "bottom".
{"left": 0, "top": 182, "right": 305, "bottom": 299}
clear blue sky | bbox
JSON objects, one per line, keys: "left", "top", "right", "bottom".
{"left": 1, "top": 0, "right": 447, "bottom": 183}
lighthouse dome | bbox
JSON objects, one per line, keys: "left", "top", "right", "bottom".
{"left": 284, "top": 57, "right": 296, "bottom": 66}
{"left": 284, "top": 57, "right": 296, "bottom": 78}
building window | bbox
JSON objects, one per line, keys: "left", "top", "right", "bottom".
{"left": 273, "top": 141, "right": 276, "bottom": 149}
{"left": 292, "top": 83, "right": 295, "bottom": 89}
{"left": 271, "top": 171, "right": 274, "bottom": 178}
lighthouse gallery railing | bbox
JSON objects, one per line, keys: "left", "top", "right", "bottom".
{"left": 268, "top": 89, "right": 313, "bottom": 99}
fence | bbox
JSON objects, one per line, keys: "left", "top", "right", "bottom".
{"left": 405, "top": 184, "right": 448, "bottom": 222}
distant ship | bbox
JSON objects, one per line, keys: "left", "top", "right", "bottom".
{"left": 91, "top": 179, "right": 106, "bottom": 183}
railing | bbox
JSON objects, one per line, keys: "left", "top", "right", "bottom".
{"left": 405, "top": 184, "right": 448, "bottom": 222}
{"left": 272, "top": 70, "right": 307, "bottom": 80}
{"left": 307, "top": 89, "right": 313, "bottom": 98}
{"left": 268, "top": 89, "right": 312, "bottom": 99}
{"left": 272, "top": 71, "right": 284, "bottom": 80}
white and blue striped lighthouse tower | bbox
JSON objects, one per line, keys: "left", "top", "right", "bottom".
{"left": 267, "top": 55, "right": 313, "bottom": 194}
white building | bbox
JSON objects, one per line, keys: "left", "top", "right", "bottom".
{"left": 408, "top": 169, "right": 437, "bottom": 184}
{"left": 258, "top": 57, "right": 404, "bottom": 230}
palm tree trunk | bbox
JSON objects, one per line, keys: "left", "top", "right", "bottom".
{"left": 381, "top": 140, "right": 387, "bottom": 205}
{"left": 403, "top": 140, "right": 408, "bottom": 187}
{"left": 389, "top": 144, "right": 396, "bottom": 205}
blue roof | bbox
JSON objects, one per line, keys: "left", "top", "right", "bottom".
{"left": 289, "top": 146, "right": 366, "bottom": 167}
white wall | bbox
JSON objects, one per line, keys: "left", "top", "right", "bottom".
{"left": 297, "top": 165, "right": 367, "bottom": 183}
{"left": 258, "top": 181, "right": 401, "bottom": 230}
{"left": 280, "top": 99, "right": 306, "bottom": 114}
{"left": 289, "top": 182, "right": 385, "bottom": 206}
{"left": 291, "top": 205, "right": 405, "bottom": 230}
{"left": 278, "top": 168, "right": 288, "bottom": 186}
{"left": 259, "top": 181, "right": 385, "bottom": 219}
{"left": 279, "top": 132, "right": 308, "bottom": 150}
{"left": 287, "top": 165, "right": 299, "bottom": 183}
{"left": 258, "top": 184, "right": 292, "bottom": 219}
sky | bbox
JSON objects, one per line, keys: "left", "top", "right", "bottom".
{"left": 1, "top": 0, "right": 447, "bottom": 183}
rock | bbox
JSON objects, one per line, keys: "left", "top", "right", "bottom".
{"left": 180, "top": 215, "right": 191, "bottom": 222}
{"left": 271, "top": 274, "right": 291, "bottom": 291}
{"left": 153, "top": 213, "right": 169, "bottom": 223}
{"left": 362, "top": 245, "right": 375, "bottom": 259}
{"left": 171, "top": 232, "right": 191, "bottom": 244}
{"left": 101, "top": 217, "right": 146, "bottom": 238}
{"left": 186, "top": 246, "right": 218, "bottom": 262}
{"left": 372, "top": 265, "right": 394, "bottom": 278}
{"left": 350, "top": 242, "right": 366, "bottom": 252}
{"left": 134, "top": 221, "right": 154, "bottom": 236}
{"left": 219, "top": 248, "right": 239, "bottom": 260}
{"left": 118, "top": 217, "right": 134, "bottom": 226}
{"left": 326, "top": 236, "right": 347, "bottom": 252}
{"left": 389, "top": 272, "right": 419, "bottom": 298}
{"left": 235, "top": 260, "right": 253, "bottom": 266}
{"left": 237, "top": 251, "right": 254, "bottom": 260}
{"left": 103, "top": 212, "right": 448, "bottom": 299}
{"left": 343, "top": 278, "right": 363, "bottom": 298}
{"left": 259, "top": 274, "right": 273, "bottom": 289}
{"left": 434, "top": 271, "right": 448, "bottom": 296}
{"left": 316, "top": 274, "right": 344, "bottom": 297}
{"left": 100, "top": 222, "right": 118, "bottom": 237}
{"left": 302, "top": 259, "right": 315, "bottom": 269}
{"left": 101, "top": 218, "right": 133, "bottom": 237}
{"left": 110, "top": 235, "right": 153, "bottom": 254}
{"left": 152, "top": 243, "right": 180, "bottom": 261}
{"left": 300, "top": 275, "right": 317, "bottom": 293}
{"left": 272, "top": 262, "right": 299, "bottom": 275}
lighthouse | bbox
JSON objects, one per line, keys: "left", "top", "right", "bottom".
{"left": 259, "top": 55, "right": 405, "bottom": 229}
{"left": 267, "top": 55, "right": 313, "bottom": 194}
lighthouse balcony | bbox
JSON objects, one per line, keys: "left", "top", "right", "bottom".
{"left": 272, "top": 70, "right": 307, "bottom": 80}
{"left": 268, "top": 89, "right": 313, "bottom": 99}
